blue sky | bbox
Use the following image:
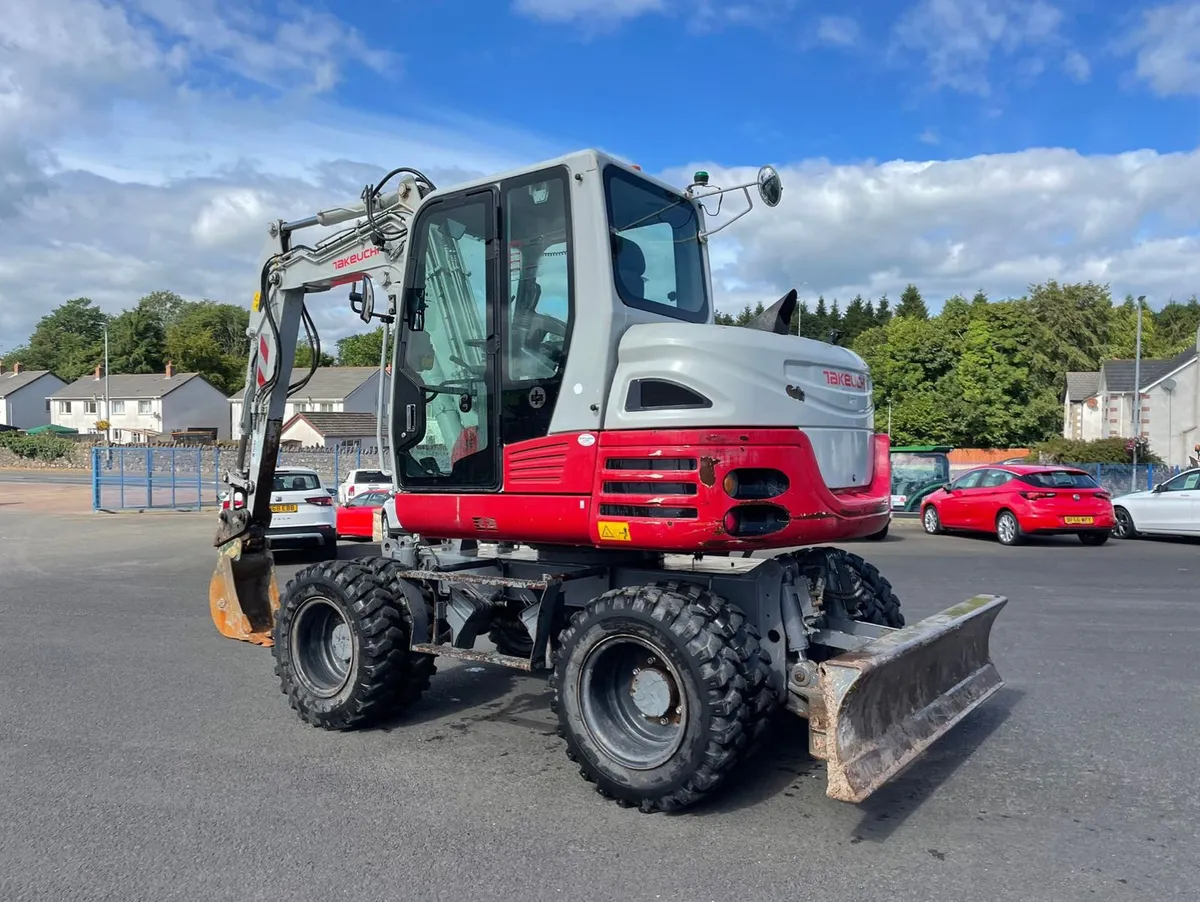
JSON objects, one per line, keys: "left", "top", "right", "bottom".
{"left": 4, "top": 0, "right": 1200, "bottom": 353}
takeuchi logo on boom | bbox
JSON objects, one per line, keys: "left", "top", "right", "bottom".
{"left": 333, "top": 247, "right": 380, "bottom": 270}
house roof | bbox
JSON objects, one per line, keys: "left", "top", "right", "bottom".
{"left": 1100, "top": 344, "right": 1197, "bottom": 393}
{"left": 283, "top": 411, "right": 379, "bottom": 438}
{"left": 0, "top": 369, "right": 57, "bottom": 398}
{"left": 50, "top": 372, "right": 210, "bottom": 400}
{"left": 228, "top": 366, "right": 379, "bottom": 401}
{"left": 1064, "top": 371, "right": 1100, "bottom": 402}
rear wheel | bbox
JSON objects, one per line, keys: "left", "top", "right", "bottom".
{"left": 995, "top": 510, "right": 1024, "bottom": 546}
{"left": 550, "top": 581, "right": 774, "bottom": 813}
{"left": 272, "top": 559, "right": 435, "bottom": 729}
{"left": 1079, "top": 530, "right": 1110, "bottom": 546}
{"left": 864, "top": 521, "right": 889, "bottom": 541}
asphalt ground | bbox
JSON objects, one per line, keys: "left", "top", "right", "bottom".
{"left": 1, "top": 506, "right": 1197, "bottom": 902}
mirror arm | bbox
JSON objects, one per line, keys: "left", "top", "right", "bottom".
{"left": 698, "top": 186, "right": 755, "bottom": 242}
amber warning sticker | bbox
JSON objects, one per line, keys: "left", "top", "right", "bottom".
{"left": 598, "top": 521, "right": 631, "bottom": 542}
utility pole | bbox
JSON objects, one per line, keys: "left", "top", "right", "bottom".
{"left": 1130, "top": 296, "right": 1144, "bottom": 492}
{"left": 103, "top": 325, "right": 111, "bottom": 445}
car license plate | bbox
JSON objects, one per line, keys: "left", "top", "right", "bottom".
{"left": 1064, "top": 516, "right": 1093, "bottom": 525}
{"left": 270, "top": 503, "right": 298, "bottom": 513}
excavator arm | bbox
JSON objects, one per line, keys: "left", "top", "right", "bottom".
{"left": 209, "top": 165, "right": 481, "bottom": 645}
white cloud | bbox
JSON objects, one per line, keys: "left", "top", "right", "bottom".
{"left": 662, "top": 147, "right": 1200, "bottom": 318}
{"left": 1125, "top": 1, "right": 1200, "bottom": 96}
{"left": 919, "top": 128, "right": 940, "bottom": 145}
{"left": 511, "top": 0, "right": 666, "bottom": 25}
{"left": 891, "top": 0, "right": 1067, "bottom": 95}
{"left": 1063, "top": 49, "right": 1091, "bottom": 83}
{"left": 815, "top": 15, "right": 860, "bottom": 47}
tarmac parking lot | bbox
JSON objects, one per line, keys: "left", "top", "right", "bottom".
{"left": 1, "top": 503, "right": 1197, "bottom": 901}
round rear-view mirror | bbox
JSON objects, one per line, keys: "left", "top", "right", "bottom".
{"left": 757, "top": 165, "right": 782, "bottom": 207}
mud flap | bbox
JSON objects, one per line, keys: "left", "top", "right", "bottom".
{"left": 808, "top": 594, "right": 1007, "bottom": 803}
{"left": 209, "top": 536, "right": 280, "bottom": 646}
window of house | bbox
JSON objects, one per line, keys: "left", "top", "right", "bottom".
{"left": 138, "top": 400, "right": 152, "bottom": 414}
{"left": 112, "top": 428, "right": 123, "bottom": 441}
{"left": 111, "top": 400, "right": 125, "bottom": 415}
{"left": 84, "top": 400, "right": 97, "bottom": 414}
{"left": 318, "top": 402, "right": 334, "bottom": 412}
{"left": 59, "top": 401, "right": 72, "bottom": 414}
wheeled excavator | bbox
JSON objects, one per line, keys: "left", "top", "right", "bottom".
{"left": 210, "top": 150, "right": 1007, "bottom": 812}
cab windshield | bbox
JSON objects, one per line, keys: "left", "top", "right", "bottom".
{"left": 604, "top": 166, "right": 709, "bottom": 323}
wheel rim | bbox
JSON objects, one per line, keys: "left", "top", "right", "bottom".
{"left": 1114, "top": 512, "right": 1129, "bottom": 537}
{"left": 924, "top": 507, "right": 937, "bottom": 531}
{"left": 291, "top": 596, "right": 356, "bottom": 697}
{"left": 998, "top": 514, "right": 1016, "bottom": 543}
{"left": 577, "top": 634, "right": 688, "bottom": 771}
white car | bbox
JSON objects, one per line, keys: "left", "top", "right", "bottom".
{"left": 1112, "top": 467, "right": 1200, "bottom": 539}
{"left": 337, "top": 467, "right": 394, "bottom": 504}
{"left": 258, "top": 466, "right": 338, "bottom": 558}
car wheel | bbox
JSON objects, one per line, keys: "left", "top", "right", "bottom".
{"left": 1112, "top": 507, "right": 1138, "bottom": 539}
{"left": 995, "top": 510, "right": 1024, "bottom": 546}
{"left": 922, "top": 505, "right": 942, "bottom": 534}
{"left": 1079, "top": 530, "right": 1110, "bottom": 546}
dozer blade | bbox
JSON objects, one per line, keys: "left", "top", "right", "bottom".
{"left": 209, "top": 535, "right": 280, "bottom": 646}
{"left": 810, "top": 594, "right": 1007, "bottom": 803}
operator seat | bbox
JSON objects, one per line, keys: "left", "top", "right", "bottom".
{"left": 612, "top": 234, "right": 647, "bottom": 302}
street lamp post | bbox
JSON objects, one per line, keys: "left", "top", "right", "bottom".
{"left": 103, "top": 325, "right": 111, "bottom": 445}
{"left": 1130, "top": 296, "right": 1144, "bottom": 493}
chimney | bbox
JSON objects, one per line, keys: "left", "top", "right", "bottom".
{"left": 12, "top": 362, "right": 21, "bottom": 375}
{"left": 165, "top": 360, "right": 175, "bottom": 378}
{"left": 94, "top": 365, "right": 102, "bottom": 380}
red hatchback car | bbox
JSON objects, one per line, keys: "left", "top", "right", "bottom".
{"left": 921, "top": 464, "right": 1115, "bottom": 546}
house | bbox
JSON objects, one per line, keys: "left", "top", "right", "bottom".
{"left": 1062, "top": 371, "right": 1103, "bottom": 441}
{"left": 280, "top": 412, "right": 383, "bottom": 449}
{"left": 48, "top": 362, "right": 231, "bottom": 443}
{"left": 229, "top": 366, "right": 383, "bottom": 441}
{"left": 1066, "top": 327, "right": 1199, "bottom": 467}
{"left": 0, "top": 361, "right": 66, "bottom": 430}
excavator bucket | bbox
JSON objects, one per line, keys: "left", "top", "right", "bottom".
{"left": 808, "top": 594, "right": 1007, "bottom": 803}
{"left": 209, "top": 536, "right": 280, "bottom": 646}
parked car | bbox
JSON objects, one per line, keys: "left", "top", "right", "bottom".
{"left": 889, "top": 444, "right": 952, "bottom": 512}
{"left": 920, "top": 464, "right": 1115, "bottom": 546}
{"left": 1111, "top": 467, "right": 1200, "bottom": 539}
{"left": 336, "top": 489, "right": 392, "bottom": 539}
{"left": 222, "top": 466, "right": 337, "bottom": 558}
{"left": 336, "top": 467, "right": 394, "bottom": 504}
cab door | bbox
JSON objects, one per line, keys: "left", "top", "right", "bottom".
{"left": 392, "top": 187, "right": 502, "bottom": 493}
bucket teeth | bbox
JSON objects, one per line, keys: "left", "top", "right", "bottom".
{"left": 811, "top": 594, "right": 1007, "bottom": 803}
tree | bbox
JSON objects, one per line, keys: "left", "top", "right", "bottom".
{"left": 164, "top": 300, "right": 251, "bottom": 394}
{"left": 108, "top": 301, "right": 166, "bottom": 374}
{"left": 937, "top": 294, "right": 973, "bottom": 348}
{"left": 295, "top": 339, "right": 335, "bottom": 370}
{"left": 1151, "top": 296, "right": 1200, "bottom": 356}
{"left": 1105, "top": 295, "right": 1157, "bottom": 360}
{"left": 875, "top": 294, "right": 892, "bottom": 326}
{"left": 840, "top": 295, "right": 874, "bottom": 344}
{"left": 337, "top": 327, "right": 395, "bottom": 367}
{"left": 21, "top": 297, "right": 109, "bottom": 381}
{"left": 895, "top": 283, "right": 928, "bottom": 319}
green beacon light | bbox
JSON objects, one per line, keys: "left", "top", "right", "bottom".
{"left": 693, "top": 170, "right": 710, "bottom": 186}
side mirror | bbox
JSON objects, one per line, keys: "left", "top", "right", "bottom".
{"left": 942, "top": 484, "right": 954, "bottom": 493}
{"left": 1152, "top": 483, "right": 1164, "bottom": 493}
{"left": 349, "top": 276, "right": 375, "bottom": 324}
{"left": 758, "top": 165, "right": 783, "bottom": 207}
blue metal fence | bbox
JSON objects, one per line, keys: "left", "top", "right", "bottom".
{"left": 91, "top": 445, "right": 1189, "bottom": 512}
{"left": 91, "top": 444, "right": 405, "bottom": 511}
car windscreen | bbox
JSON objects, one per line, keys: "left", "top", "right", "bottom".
{"left": 273, "top": 473, "right": 321, "bottom": 491}
{"left": 1019, "top": 470, "right": 1099, "bottom": 489}
{"left": 355, "top": 470, "right": 390, "bottom": 483}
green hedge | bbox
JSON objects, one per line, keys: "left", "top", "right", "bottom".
{"left": 0, "top": 431, "right": 76, "bottom": 461}
{"left": 1028, "top": 436, "right": 1163, "bottom": 465}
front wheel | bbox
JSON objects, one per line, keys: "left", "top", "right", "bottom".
{"left": 550, "top": 582, "right": 773, "bottom": 813}
{"left": 922, "top": 505, "right": 942, "bottom": 534}
{"left": 272, "top": 559, "right": 434, "bottom": 730}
